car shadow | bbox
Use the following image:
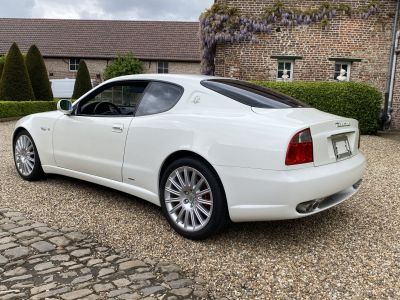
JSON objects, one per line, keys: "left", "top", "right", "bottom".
{"left": 374, "top": 131, "right": 400, "bottom": 142}
{"left": 45, "top": 173, "right": 353, "bottom": 247}
{"left": 45, "top": 173, "right": 159, "bottom": 210}
{"left": 226, "top": 209, "right": 344, "bottom": 239}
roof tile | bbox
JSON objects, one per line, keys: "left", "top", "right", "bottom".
{"left": 0, "top": 18, "right": 201, "bottom": 61}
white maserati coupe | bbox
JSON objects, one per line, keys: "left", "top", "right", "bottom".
{"left": 13, "top": 74, "right": 366, "bottom": 239}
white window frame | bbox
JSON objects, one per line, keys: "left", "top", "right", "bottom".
{"left": 334, "top": 61, "right": 351, "bottom": 81}
{"left": 69, "top": 58, "right": 80, "bottom": 72}
{"left": 157, "top": 61, "right": 169, "bottom": 74}
{"left": 276, "top": 60, "right": 294, "bottom": 81}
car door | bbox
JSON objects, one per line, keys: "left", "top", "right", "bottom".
{"left": 122, "top": 81, "right": 184, "bottom": 193}
{"left": 53, "top": 81, "right": 149, "bottom": 182}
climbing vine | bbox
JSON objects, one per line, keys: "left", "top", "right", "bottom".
{"left": 200, "top": 1, "right": 382, "bottom": 75}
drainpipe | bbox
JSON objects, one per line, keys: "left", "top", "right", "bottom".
{"left": 388, "top": 31, "right": 400, "bottom": 116}
{"left": 381, "top": 0, "right": 400, "bottom": 129}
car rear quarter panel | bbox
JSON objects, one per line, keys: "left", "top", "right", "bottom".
{"left": 122, "top": 109, "right": 296, "bottom": 200}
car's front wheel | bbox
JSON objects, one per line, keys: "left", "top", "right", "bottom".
{"left": 160, "top": 157, "right": 229, "bottom": 240}
{"left": 13, "top": 130, "right": 45, "bottom": 181}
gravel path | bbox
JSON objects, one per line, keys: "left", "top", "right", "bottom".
{"left": 1, "top": 121, "right": 399, "bottom": 299}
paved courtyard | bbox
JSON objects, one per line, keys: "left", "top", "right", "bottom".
{"left": 1, "top": 120, "right": 400, "bottom": 299}
{"left": 0, "top": 209, "right": 208, "bottom": 299}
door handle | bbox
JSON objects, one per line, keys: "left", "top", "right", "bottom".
{"left": 112, "top": 124, "right": 124, "bottom": 133}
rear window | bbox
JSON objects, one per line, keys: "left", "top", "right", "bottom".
{"left": 201, "top": 79, "right": 307, "bottom": 109}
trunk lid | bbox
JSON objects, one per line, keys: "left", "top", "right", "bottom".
{"left": 252, "top": 108, "right": 360, "bottom": 167}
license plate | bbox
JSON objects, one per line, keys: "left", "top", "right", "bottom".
{"left": 332, "top": 135, "right": 352, "bottom": 160}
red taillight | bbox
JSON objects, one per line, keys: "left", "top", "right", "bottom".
{"left": 285, "top": 128, "right": 314, "bottom": 166}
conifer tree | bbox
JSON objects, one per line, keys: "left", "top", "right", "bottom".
{"left": 72, "top": 60, "right": 92, "bottom": 99}
{"left": 26, "top": 45, "right": 53, "bottom": 101}
{"left": 0, "top": 43, "right": 35, "bottom": 100}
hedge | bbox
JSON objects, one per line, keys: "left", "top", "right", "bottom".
{"left": 0, "top": 101, "right": 57, "bottom": 119}
{"left": 253, "top": 81, "right": 382, "bottom": 134}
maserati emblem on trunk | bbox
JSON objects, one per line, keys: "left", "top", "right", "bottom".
{"left": 335, "top": 121, "right": 351, "bottom": 128}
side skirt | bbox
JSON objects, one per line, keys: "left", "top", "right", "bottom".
{"left": 42, "top": 165, "right": 160, "bottom": 206}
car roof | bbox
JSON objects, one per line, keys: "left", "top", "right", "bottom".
{"left": 105, "top": 74, "right": 220, "bottom": 85}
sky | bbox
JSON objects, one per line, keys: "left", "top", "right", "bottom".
{"left": 0, "top": 0, "right": 214, "bottom": 21}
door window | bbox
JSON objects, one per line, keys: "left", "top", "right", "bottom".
{"left": 135, "top": 82, "right": 183, "bottom": 116}
{"left": 77, "top": 82, "right": 148, "bottom": 116}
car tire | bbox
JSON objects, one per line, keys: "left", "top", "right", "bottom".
{"left": 160, "top": 157, "right": 229, "bottom": 240}
{"left": 13, "top": 130, "right": 45, "bottom": 181}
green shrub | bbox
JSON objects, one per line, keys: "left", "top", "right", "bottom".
{"left": 72, "top": 60, "right": 92, "bottom": 99}
{"left": 0, "top": 100, "right": 57, "bottom": 119}
{"left": 253, "top": 81, "right": 382, "bottom": 134}
{"left": 103, "top": 53, "right": 144, "bottom": 80}
{"left": 0, "top": 43, "right": 35, "bottom": 101}
{"left": 0, "top": 55, "right": 5, "bottom": 80}
{"left": 0, "top": 62, "right": 4, "bottom": 81}
{"left": 26, "top": 45, "right": 54, "bottom": 101}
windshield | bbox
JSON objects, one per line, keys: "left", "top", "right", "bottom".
{"left": 201, "top": 79, "right": 307, "bottom": 109}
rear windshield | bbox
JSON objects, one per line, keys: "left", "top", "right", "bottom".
{"left": 201, "top": 79, "right": 307, "bottom": 109}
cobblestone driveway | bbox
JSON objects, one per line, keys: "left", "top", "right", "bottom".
{"left": 0, "top": 209, "right": 208, "bottom": 300}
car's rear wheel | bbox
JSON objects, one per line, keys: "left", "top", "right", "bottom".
{"left": 160, "top": 157, "right": 229, "bottom": 240}
{"left": 13, "top": 130, "right": 45, "bottom": 181}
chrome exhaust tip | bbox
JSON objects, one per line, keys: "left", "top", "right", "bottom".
{"left": 311, "top": 201, "right": 320, "bottom": 210}
{"left": 353, "top": 179, "right": 363, "bottom": 190}
{"left": 296, "top": 199, "right": 322, "bottom": 213}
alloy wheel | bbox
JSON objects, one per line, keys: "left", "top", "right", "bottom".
{"left": 164, "top": 166, "right": 214, "bottom": 232}
{"left": 15, "top": 135, "right": 36, "bottom": 176}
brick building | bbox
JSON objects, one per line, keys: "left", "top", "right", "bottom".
{"left": 213, "top": 0, "right": 400, "bottom": 128}
{"left": 0, "top": 18, "right": 201, "bottom": 85}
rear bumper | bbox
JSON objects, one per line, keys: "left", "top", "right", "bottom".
{"left": 214, "top": 153, "right": 366, "bottom": 222}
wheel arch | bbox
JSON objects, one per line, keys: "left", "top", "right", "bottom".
{"left": 158, "top": 150, "right": 229, "bottom": 214}
{"left": 12, "top": 127, "right": 29, "bottom": 153}
{"left": 12, "top": 126, "right": 43, "bottom": 163}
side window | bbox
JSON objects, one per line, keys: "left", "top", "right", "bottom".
{"left": 135, "top": 82, "right": 183, "bottom": 117}
{"left": 78, "top": 82, "right": 148, "bottom": 116}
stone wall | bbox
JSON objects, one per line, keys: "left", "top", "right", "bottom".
{"left": 45, "top": 58, "right": 108, "bottom": 84}
{"left": 45, "top": 58, "right": 200, "bottom": 83}
{"left": 214, "top": 0, "right": 400, "bottom": 128}
{"left": 144, "top": 61, "right": 201, "bottom": 74}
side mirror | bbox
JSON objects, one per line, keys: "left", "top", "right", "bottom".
{"left": 57, "top": 99, "right": 73, "bottom": 115}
